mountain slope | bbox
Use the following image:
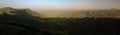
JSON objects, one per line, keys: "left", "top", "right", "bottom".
{"left": 0, "top": 7, "right": 40, "bottom": 18}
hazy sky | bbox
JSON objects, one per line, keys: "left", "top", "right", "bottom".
{"left": 0, "top": 0, "right": 120, "bottom": 11}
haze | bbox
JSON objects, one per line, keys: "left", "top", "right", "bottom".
{"left": 0, "top": 0, "right": 120, "bottom": 11}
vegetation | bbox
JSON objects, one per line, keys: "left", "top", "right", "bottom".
{"left": 0, "top": 7, "right": 119, "bottom": 35}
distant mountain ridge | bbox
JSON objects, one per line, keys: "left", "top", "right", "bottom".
{"left": 86, "top": 9, "right": 120, "bottom": 18}
{"left": 40, "top": 11, "right": 86, "bottom": 18}
{"left": 40, "top": 9, "right": 120, "bottom": 18}
{"left": 1, "top": 7, "right": 120, "bottom": 18}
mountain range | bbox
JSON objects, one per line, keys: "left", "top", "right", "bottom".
{"left": 0, "top": 7, "right": 120, "bottom": 18}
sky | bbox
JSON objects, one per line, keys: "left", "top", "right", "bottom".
{"left": 0, "top": 0, "right": 120, "bottom": 11}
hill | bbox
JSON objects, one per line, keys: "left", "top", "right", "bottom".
{"left": 0, "top": 7, "right": 40, "bottom": 18}
{"left": 0, "top": 7, "right": 52, "bottom": 35}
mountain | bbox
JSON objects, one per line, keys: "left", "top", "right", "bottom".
{"left": 1, "top": 7, "right": 119, "bottom": 18}
{"left": 86, "top": 9, "right": 120, "bottom": 18}
{"left": 0, "top": 7, "right": 47, "bottom": 35}
{"left": 0, "top": 7, "right": 40, "bottom": 18}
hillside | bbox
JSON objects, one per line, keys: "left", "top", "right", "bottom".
{"left": 0, "top": 7, "right": 40, "bottom": 18}
{"left": 0, "top": 7, "right": 49, "bottom": 35}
